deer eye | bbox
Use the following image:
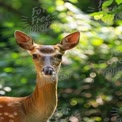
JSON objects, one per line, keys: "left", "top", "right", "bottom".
{"left": 56, "top": 54, "right": 62, "bottom": 59}
{"left": 32, "top": 54, "right": 38, "bottom": 59}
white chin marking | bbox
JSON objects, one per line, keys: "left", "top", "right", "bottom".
{"left": 52, "top": 71, "right": 56, "bottom": 75}
{"left": 41, "top": 72, "right": 56, "bottom": 77}
{"left": 41, "top": 72, "right": 45, "bottom": 75}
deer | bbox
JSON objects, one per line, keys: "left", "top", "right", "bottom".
{"left": 0, "top": 30, "right": 80, "bottom": 122}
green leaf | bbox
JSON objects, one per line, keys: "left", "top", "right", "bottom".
{"left": 90, "top": 11, "right": 104, "bottom": 16}
{"left": 94, "top": 14, "right": 103, "bottom": 20}
{"left": 102, "top": 0, "right": 113, "bottom": 9}
{"left": 116, "top": 0, "right": 122, "bottom": 5}
{"left": 101, "top": 14, "right": 114, "bottom": 24}
{"left": 90, "top": 11, "right": 104, "bottom": 20}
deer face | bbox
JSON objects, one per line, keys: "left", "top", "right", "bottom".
{"left": 14, "top": 31, "right": 80, "bottom": 77}
{"left": 29, "top": 44, "right": 64, "bottom": 76}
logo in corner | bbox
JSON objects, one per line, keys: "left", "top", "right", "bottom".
{"left": 21, "top": 6, "right": 55, "bottom": 32}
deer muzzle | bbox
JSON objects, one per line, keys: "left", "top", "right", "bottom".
{"left": 42, "top": 66, "right": 55, "bottom": 76}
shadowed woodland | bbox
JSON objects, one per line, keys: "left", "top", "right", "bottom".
{"left": 0, "top": 0, "right": 122, "bottom": 122}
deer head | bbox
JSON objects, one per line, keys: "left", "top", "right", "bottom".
{"left": 14, "top": 31, "right": 80, "bottom": 81}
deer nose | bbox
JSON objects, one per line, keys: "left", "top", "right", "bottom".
{"left": 42, "top": 66, "right": 55, "bottom": 75}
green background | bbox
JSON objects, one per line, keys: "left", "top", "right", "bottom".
{"left": 0, "top": 0, "right": 122, "bottom": 121}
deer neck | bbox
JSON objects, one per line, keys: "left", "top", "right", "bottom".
{"left": 23, "top": 73, "right": 58, "bottom": 121}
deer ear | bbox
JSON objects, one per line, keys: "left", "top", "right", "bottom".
{"left": 60, "top": 32, "right": 80, "bottom": 50}
{"left": 14, "top": 30, "right": 34, "bottom": 50}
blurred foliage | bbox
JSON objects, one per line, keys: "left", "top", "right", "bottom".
{"left": 91, "top": 0, "right": 122, "bottom": 25}
{"left": 0, "top": 0, "right": 122, "bottom": 122}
